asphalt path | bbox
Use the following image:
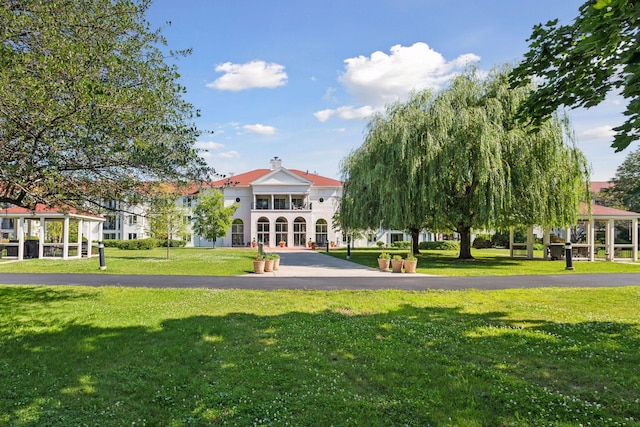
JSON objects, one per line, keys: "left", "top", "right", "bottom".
{"left": 1, "top": 250, "right": 639, "bottom": 290}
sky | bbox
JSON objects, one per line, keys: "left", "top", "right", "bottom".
{"left": 146, "top": 0, "right": 636, "bottom": 182}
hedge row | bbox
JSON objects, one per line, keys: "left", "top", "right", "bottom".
{"left": 418, "top": 241, "right": 460, "bottom": 250}
{"left": 103, "top": 238, "right": 187, "bottom": 250}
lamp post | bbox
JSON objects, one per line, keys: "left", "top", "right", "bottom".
{"left": 98, "top": 241, "right": 106, "bottom": 270}
{"left": 565, "top": 241, "right": 574, "bottom": 270}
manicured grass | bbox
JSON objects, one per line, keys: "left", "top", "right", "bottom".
{"left": 1, "top": 285, "right": 638, "bottom": 426}
{"left": 326, "top": 247, "right": 640, "bottom": 276}
{"left": 0, "top": 247, "right": 258, "bottom": 276}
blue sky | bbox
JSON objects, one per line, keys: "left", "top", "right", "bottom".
{"left": 146, "top": 0, "right": 634, "bottom": 181}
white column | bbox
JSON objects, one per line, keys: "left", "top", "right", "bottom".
{"left": 589, "top": 219, "right": 595, "bottom": 262}
{"left": 38, "top": 217, "right": 45, "bottom": 259}
{"left": 86, "top": 220, "right": 93, "bottom": 258}
{"left": 608, "top": 219, "right": 615, "bottom": 261}
{"left": 543, "top": 227, "right": 550, "bottom": 260}
{"left": 62, "top": 216, "right": 69, "bottom": 260}
{"left": 78, "top": 219, "right": 84, "bottom": 258}
{"left": 527, "top": 226, "right": 534, "bottom": 259}
{"left": 632, "top": 218, "right": 638, "bottom": 262}
{"left": 17, "top": 217, "right": 25, "bottom": 260}
{"left": 509, "top": 228, "right": 514, "bottom": 258}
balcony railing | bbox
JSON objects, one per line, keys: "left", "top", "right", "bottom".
{"left": 252, "top": 202, "right": 312, "bottom": 210}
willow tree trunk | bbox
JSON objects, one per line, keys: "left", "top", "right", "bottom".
{"left": 457, "top": 225, "right": 473, "bottom": 260}
{"left": 409, "top": 227, "right": 420, "bottom": 255}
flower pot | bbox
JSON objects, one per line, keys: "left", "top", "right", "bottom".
{"left": 377, "top": 258, "right": 390, "bottom": 271}
{"left": 391, "top": 259, "right": 404, "bottom": 273}
{"left": 264, "top": 258, "right": 275, "bottom": 272}
{"left": 253, "top": 260, "right": 265, "bottom": 274}
{"left": 403, "top": 259, "right": 417, "bottom": 273}
{"left": 273, "top": 257, "right": 280, "bottom": 270}
{"left": 279, "top": 241, "right": 285, "bottom": 248}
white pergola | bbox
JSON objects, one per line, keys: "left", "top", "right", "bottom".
{"left": 1, "top": 205, "right": 104, "bottom": 261}
{"left": 510, "top": 203, "right": 639, "bottom": 262}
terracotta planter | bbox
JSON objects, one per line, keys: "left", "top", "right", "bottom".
{"left": 253, "top": 260, "right": 265, "bottom": 274}
{"left": 264, "top": 259, "right": 275, "bottom": 272}
{"left": 279, "top": 241, "right": 285, "bottom": 248}
{"left": 403, "top": 259, "right": 417, "bottom": 273}
{"left": 391, "top": 259, "right": 404, "bottom": 273}
{"left": 377, "top": 258, "right": 390, "bottom": 271}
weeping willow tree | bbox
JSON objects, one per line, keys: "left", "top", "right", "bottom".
{"left": 340, "top": 91, "right": 433, "bottom": 254}
{"left": 340, "top": 66, "right": 590, "bottom": 259}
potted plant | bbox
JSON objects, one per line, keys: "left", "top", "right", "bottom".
{"left": 264, "top": 254, "right": 275, "bottom": 272}
{"left": 403, "top": 254, "right": 417, "bottom": 273}
{"left": 279, "top": 240, "right": 286, "bottom": 248}
{"left": 251, "top": 238, "right": 257, "bottom": 248}
{"left": 307, "top": 238, "right": 312, "bottom": 248}
{"left": 391, "top": 255, "right": 404, "bottom": 273}
{"left": 272, "top": 253, "right": 280, "bottom": 270}
{"left": 377, "top": 252, "right": 391, "bottom": 271}
{"left": 253, "top": 254, "right": 265, "bottom": 274}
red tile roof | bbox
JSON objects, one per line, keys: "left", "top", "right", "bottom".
{"left": 579, "top": 202, "right": 640, "bottom": 217}
{"left": 590, "top": 181, "right": 614, "bottom": 194}
{"left": 209, "top": 168, "right": 342, "bottom": 187}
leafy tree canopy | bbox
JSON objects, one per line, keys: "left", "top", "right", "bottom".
{"left": 603, "top": 146, "right": 640, "bottom": 212}
{"left": 0, "top": 0, "right": 211, "bottom": 212}
{"left": 510, "top": 0, "right": 640, "bottom": 152}
{"left": 191, "top": 189, "right": 238, "bottom": 248}
{"left": 341, "top": 67, "right": 590, "bottom": 259}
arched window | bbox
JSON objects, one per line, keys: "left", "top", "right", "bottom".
{"left": 293, "top": 217, "right": 306, "bottom": 247}
{"left": 275, "top": 217, "right": 288, "bottom": 246}
{"left": 257, "top": 217, "right": 270, "bottom": 246}
{"left": 315, "top": 219, "right": 328, "bottom": 244}
{"left": 231, "top": 219, "right": 244, "bottom": 246}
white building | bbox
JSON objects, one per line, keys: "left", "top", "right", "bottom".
{"left": 200, "top": 157, "right": 343, "bottom": 248}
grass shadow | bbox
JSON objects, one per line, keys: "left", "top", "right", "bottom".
{"left": 1, "top": 289, "right": 638, "bottom": 425}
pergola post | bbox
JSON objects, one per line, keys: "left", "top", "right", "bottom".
{"left": 543, "top": 227, "right": 551, "bottom": 260}
{"left": 607, "top": 219, "right": 615, "bottom": 261}
{"left": 62, "top": 216, "right": 69, "bottom": 260}
{"left": 38, "top": 217, "right": 45, "bottom": 259}
{"left": 509, "top": 228, "right": 514, "bottom": 258}
{"left": 589, "top": 219, "right": 595, "bottom": 262}
{"left": 633, "top": 218, "right": 638, "bottom": 262}
{"left": 17, "top": 217, "right": 25, "bottom": 260}
{"left": 78, "top": 219, "right": 84, "bottom": 258}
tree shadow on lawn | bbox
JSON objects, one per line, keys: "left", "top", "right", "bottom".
{"left": 0, "top": 288, "right": 638, "bottom": 426}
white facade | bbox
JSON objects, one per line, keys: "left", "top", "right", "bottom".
{"left": 199, "top": 163, "right": 342, "bottom": 248}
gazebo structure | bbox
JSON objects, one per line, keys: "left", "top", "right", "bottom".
{"left": 0, "top": 205, "right": 104, "bottom": 261}
{"left": 510, "top": 202, "right": 639, "bottom": 262}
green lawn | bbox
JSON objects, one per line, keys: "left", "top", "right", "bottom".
{"left": 1, "top": 285, "right": 638, "bottom": 426}
{"left": 2, "top": 246, "right": 639, "bottom": 277}
{"left": 0, "top": 247, "right": 257, "bottom": 276}
{"left": 326, "top": 247, "right": 640, "bottom": 276}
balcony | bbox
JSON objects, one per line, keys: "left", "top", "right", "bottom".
{"left": 252, "top": 202, "right": 312, "bottom": 211}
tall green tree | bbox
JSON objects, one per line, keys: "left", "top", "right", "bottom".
{"left": 510, "top": 0, "right": 640, "bottom": 152}
{"left": 144, "top": 184, "right": 188, "bottom": 259}
{"left": 602, "top": 147, "right": 640, "bottom": 213}
{"left": 0, "top": 0, "right": 210, "bottom": 212}
{"left": 341, "top": 67, "right": 590, "bottom": 259}
{"left": 191, "top": 190, "right": 238, "bottom": 248}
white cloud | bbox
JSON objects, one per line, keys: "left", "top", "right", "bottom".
{"left": 340, "top": 42, "right": 480, "bottom": 107}
{"left": 243, "top": 123, "right": 277, "bottom": 135}
{"left": 314, "top": 105, "right": 378, "bottom": 122}
{"left": 215, "top": 150, "right": 240, "bottom": 159}
{"left": 581, "top": 125, "right": 615, "bottom": 141}
{"left": 206, "top": 60, "right": 288, "bottom": 91}
{"left": 195, "top": 140, "right": 225, "bottom": 151}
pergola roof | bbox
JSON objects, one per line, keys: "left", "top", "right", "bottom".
{"left": 579, "top": 202, "right": 640, "bottom": 219}
{"left": 2, "top": 204, "right": 104, "bottom": 221}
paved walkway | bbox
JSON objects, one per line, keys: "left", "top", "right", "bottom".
{"left": 1, "top": 250, "right": 639, "bottom": 290}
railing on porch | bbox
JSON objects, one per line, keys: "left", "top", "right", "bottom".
{"left": 251, "top": 202, "right": 312, "bottom": 210}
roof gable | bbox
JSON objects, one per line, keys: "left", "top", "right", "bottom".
{"left": 251, "top": 168, "right": 311, "bottom": 186}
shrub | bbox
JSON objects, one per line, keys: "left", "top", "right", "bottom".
{"left": 472, "top": 237, "right": 493, "bottom": 249}
{"left": 103, "top": 239, "right": 120, "bottom": 248}
{"left": 391, "top": 240, "right": 411, "bottom": 249}
{"left": 159, "top": 239, "right": 187, "bottom": 248}
{"left": 117, "top": 238, "right": 157, "bottom": 250}
{"left": 419, "top": 241, "right": 459, "bottom": 250}
{"left": 378, "top": 252, "right": 390, "bottom": 259}
{"left": 376, "top": 241, "right": 385, "bottom": 248}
